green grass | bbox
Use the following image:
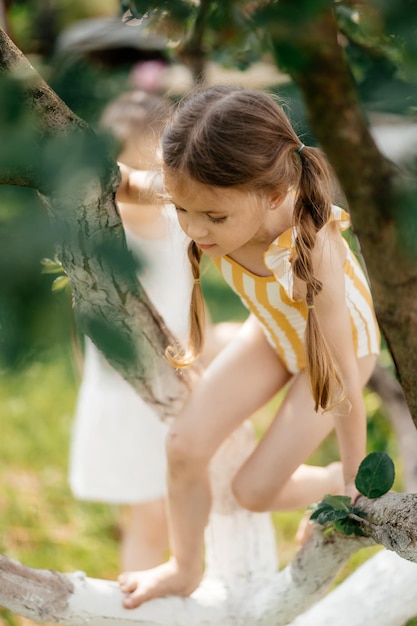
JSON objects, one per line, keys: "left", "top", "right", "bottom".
{"left": 0, "top": 350, "right": 120, "bottom": 580}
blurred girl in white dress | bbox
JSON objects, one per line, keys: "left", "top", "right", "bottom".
{"left": 69, "top": 90, "right": 239, "bottom": 570}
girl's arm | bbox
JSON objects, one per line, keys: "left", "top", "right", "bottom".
{"left": 117, "top": 162, "right": 164, "bottom": 205}
{"left": 311, "top": 224, "right": 373, "bottom": 498}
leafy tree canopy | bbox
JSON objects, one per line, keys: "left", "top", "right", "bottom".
{"left": 121, "top": 0, "right": 417, "bottom": 114}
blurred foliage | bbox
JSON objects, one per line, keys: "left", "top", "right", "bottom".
{"left": 121, "top": 0, "right": 266, "bottom": 71}
{"left": 0, "top": 71, "right": 124, "bottom": 368}
{"left": 392, "top": 157, "right": 417, "bottom": 260}
{"left": 121, "top": 0, "right": 417, "bottom": 115}
{"left": 0, "top": 76, "right": 44, "bottom": 182}
{"left": 336, "top": 0, "right": 417, "bottom": 114}
{"left": 0, "top": 184, "right": 74, "bottom": 367}
{"left": 8, "top": 0, "right": 119, "bottom": 55}
{"left": 50, "top": 58, "right": 133, "bottom": 127}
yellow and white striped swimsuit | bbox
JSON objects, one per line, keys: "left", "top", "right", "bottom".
{"left": 213, "top": 206, "right": 380, "bottom": 374}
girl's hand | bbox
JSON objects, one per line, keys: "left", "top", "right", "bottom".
{"left": 117, "top": 163, "right": 164, "bottom": 205}
{"left": 116, "top": 162, "right": 135, "bottom": 203}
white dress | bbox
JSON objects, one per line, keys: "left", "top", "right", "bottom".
{"left": 69, "top": 207, "right": 192, "bottom": 503}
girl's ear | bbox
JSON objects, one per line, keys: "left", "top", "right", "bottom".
{"left": 268, "top": 191, "right": 285, "bottom": 210}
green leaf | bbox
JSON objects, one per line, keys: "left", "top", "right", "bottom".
{"left": 318, "top": 509, "right": 350, "bottom": 525}
{"left": 310, "top": 501, "right": 332, "bottom": 520}
{"left": 51, "top": 275, "right": 69, "bottom": 292}
{"left": 334, "top": 517, "right": 364, "bottom": 536}
{"left": 310, "top": 493, "right": 370, "bottom": 536}
{"left": 355, "top": 451, "right": 395, "bottom": 498}
{"left": 311, "top": 501, "right": 350, "bottom": 525}
{"left": 41, "top": 257, "right": 64, "bottom": 275}
{"left": 85, "top": 317, "right": 136, "bottom": 368}
{"left": 323, "top": 494, "right": 352, "bottom": 512}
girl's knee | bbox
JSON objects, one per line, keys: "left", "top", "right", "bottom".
{"left": 231, "top": 471, "right": 272, "bottom": 513}
{"left": 166, "top": 425, "right": 210, "bottom": 476}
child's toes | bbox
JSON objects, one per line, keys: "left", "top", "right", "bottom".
{"left": 122, "top": 587, "right": 149, "bottom": 609}
{"left": 118, "top": 573, "right": 138, "bottom": 593}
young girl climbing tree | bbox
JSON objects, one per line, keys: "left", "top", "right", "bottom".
{"left": 117, "top": 84, "right": 380, "bottom": 607}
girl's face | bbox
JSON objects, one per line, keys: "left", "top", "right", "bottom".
{"left": 165, "top": 174, "right": 271, "bottom": 258}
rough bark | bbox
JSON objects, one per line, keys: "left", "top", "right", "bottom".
{"left": 3, "top": 550, "right": 416, "bottom": 626}
{"left": 368, "top": 364, "right": 417, "bottom": 492}
{"left": 0, "top": 27, "right": 196, "bottom": 421}
{"left": 268, "top": 1, "right": 417, "bottom": 428}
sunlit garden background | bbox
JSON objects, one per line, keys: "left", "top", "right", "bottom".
{"left": 1, "top": 0, "right": 416, "bottom": 624}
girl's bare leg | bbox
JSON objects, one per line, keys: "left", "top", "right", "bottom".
{"left": 232, "top": 355, "right": 376, "bottom": 513}
{"left": 118, "top": 323, "right": 240, "bottom": 572}
{"left": 120, "top": 500, "right": 169, "bottom": 571}
{"left": 119, "top": 316, "right": 290, "bottom": 607}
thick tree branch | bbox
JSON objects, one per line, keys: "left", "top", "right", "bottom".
{"left": 0, "top": 27, "right": 196, "bottom": 420}
{"left": 355, "top": 492, "right": 417, "bottom": 559}
{"left": 289, "top": 550, "right": 417, "bottom": 626}
{"left": 1, "top": 492, "right": 417, "bottom": 625}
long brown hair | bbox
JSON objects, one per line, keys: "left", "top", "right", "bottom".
{"left": 163, "top": 85, "right": 344, "bottom": 411}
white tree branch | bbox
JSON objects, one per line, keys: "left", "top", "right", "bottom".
{"left": 290, "top": 550, "right": 417, "bottom": 626}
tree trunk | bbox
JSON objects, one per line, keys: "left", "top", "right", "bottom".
{"left": 368, "top": 364, "right": 417, "bottom": 492}
{"left": 268, "top": 1, "right": 417, "bottom": 428}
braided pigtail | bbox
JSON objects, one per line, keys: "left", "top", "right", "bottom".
{"left": 165, "top": 240, "right": 206, "bottom": 368}
{"left": 292, "top": 146, "right": 345, "bottom": 412}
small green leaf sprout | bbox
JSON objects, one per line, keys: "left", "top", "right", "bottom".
{"left": 310, "top": 452, "right": 395, "bottom": 537}
{"left": 41, "top": 257, "right": 70, "bottom": 292}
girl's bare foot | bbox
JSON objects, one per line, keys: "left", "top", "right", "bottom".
{"left": 119, "top": 558, "right": 202, "bottom": 608}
